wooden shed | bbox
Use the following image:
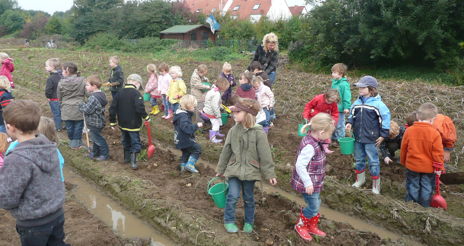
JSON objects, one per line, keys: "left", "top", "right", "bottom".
{"left": 160, "top": 25, "right": 217, "bottom": 42}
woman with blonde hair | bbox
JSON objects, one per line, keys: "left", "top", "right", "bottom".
{"left": 249, "top": 32, "right": 279, "bottom": 85}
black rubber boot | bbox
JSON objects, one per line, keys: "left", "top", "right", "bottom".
{"left": 124, "top": 149, "right": 131, "bottom": 163}
{"left": 130, "top": 152, "right": 138, "bottom": 170}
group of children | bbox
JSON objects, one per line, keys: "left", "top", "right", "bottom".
{"left": 0, "top": 50, "right": 458, "bottom": 245}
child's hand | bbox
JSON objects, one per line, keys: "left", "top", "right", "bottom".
{"left": 216, "top": 173, "right": 224, "bottom": 177}
{"left": 375, "top": 137, "right": 384, "bottom": 147}
{"left": 269, "top": 178, "right": 277, "bottom": 186}
{"left": 197, "top": 122, "right": 203, "bottom": 128}
{"left": 345, "top": 123, "right": 352, "bottom": 132}
{"left": 434, "top": 170, "right": 442, "bottom": 176}
{"left": 444, "top": 151, "right": 451, "bottom": 162}
{"left": 344, "top": 109, "right": 349, "bottom": 114}
{"left": 305, "top": 185, "right": 314, "bottom": 195}
{"left": 384, "top": 157, "right": 393, "bottom": 164}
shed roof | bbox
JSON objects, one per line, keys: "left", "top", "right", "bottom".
{"left": 160, "top": 25, "right": 204, "bottom": 34}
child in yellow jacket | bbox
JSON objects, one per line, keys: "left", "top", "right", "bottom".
{"left": 166, "top": 66, "right": 187, "bottom": 119}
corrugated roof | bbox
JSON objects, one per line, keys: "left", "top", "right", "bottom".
{"left": 160, "top": 25, "right": 204, "bottom": 34}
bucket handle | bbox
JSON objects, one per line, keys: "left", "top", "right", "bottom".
{"left": 207, "top": 177, "right": 226, "bottom": 193}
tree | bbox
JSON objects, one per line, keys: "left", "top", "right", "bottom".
{"left": 44, "top": 16, "right": 63, "bottom": 34}
{"left": 0, "top": 0, "right": 16, "bottom": 16}
{"left": 0, "top": 9, "right": 24, "bottom": 34}
{"left": 19, "top": 13, "right": 48, "bottom": 39}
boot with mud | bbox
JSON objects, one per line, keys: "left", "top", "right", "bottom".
{"left": 209, "top": 130, "right": 223, "bottom": 144}
{"left": 123, "top": 149, "right": 131, "bottom": 163}
{"left": 352, "top": 170, "right": 366, "bottom": 188}
{"left": 130, "top": 152, "right": 138, "bottom": 170}
{"left": 185, "top": 156, "right": 199, "bottom": 173}
{"left": 295, "top": 211, "right": 313, "bottom": 241}
{"left": 307, "top": 213, "right": 326, "bottom": 237}
{"left": 150, "top": 105, "right": 160, "bottom": 115}
{"left": 179, "top": 162, "right": 186, "bottom": 172}
{"left": 372, "top": 176, "right": 381, "bottom": 195}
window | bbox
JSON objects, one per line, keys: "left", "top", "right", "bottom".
{"left": 233, "top": 5, "right": 240, "bottom": 11}
{"left": 253, "top": 4, "right": 260, "bottom": 10}
{"left": 250, "top": 14, "right": 262, "bottom": 23}
{"left": 212, "top": 8, "right": 216, "bottom": 12}
{"left": 202, "top": 31, "right": 209, "bottom": 41}
{"left": 190, "top": 31, "right": 197, "bottom": 41}
{"left": 231, "top": 15, "right": 238, "bottom": 20}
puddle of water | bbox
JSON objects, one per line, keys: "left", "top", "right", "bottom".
{"left": 64, "top": 168, "right": 176, "bottom": 246}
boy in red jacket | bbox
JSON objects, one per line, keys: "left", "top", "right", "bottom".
{"left": 400, "top": 103, "right": 444, "bottom": 207}
{"left": 302, "top": 89, "right": 339, "bottom": 153}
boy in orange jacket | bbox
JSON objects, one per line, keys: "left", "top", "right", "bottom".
{"left": 400, "top": 103, "right": 444, "bottom": 207}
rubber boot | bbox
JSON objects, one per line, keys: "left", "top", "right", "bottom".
{"left": 130, "top": 152, "right": 138, "bottom": 170}
{"left": 352, "top": 170, "right": 366, "bottom": 188}
{"left": 209, "top": 130, "right": 223, "bottom": 143}
{"left": 216, "top": 131, "right": 225, "bottom": 137}
{"left": 185, "top": 156, "right": 199, "bottom": 173}
{"left": 150, "top": 105, "right": 160, "bottom": 115}
{"left": 306, "top": 213, "right": 326, "bottom": 237}
{"left": 294, "top": 210, "right": 312, "bottom": 241}
{"left": 263, "top": 126, "right": 270, "bottom": 134}
{"left": 179, "top": 162, "right": 186, "bottom": 172}
{"left": 165, "top": 110, "right": 173, "bottom": 120}
{"left": 372, "top": 177, "right": 381, "bottom": 195}
{"left": 123, "top": 149, "right": 131, "bottom": 163}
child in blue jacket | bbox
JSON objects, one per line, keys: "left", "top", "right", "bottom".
{"left": 345, "top": 76, "right": 390, "bottom": 195}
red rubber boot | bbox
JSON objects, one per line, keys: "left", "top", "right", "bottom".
{"left": 307, "top": 213, "right": 326, "bottom": 237}
{"left": 294, "top": 211, "right": 313, "bottom": 241}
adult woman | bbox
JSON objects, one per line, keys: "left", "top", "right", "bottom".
{"left": 249, "top": 32, "right": 279, "bottom": 85}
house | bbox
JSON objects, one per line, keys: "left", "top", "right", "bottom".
{"left": 160, "top": 25, "right": 217, "bottom": 47}
{"left": 181, "top": 0, "right": 303, "bottom": 22}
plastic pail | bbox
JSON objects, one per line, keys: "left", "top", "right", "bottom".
{"left": 298, "top": 123, "right": 307, "bottom": 137}
{"left": 221, "top": 113, "right": 229, "bottom": 125}
{"left": 143, "top": 93, "right": 150, "bottom": 102}
{"left": 339, "top": 137, "right": 355, "bottom": 155}
{"left": 207, "top": 177, "right": 228, "bottom": 209}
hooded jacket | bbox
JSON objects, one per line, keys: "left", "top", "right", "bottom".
{"left": 57, "top": 75, "right": 87, "bottom": 121}
{"left": 331, "top": 77, "right": 351, "bottom": 113}
{"left": 235, "top": 83, "right": 256, "bottom": 100}
{"left": 109, "top": 84, "right": 149, "bottom": 131}
{"left": 79, "top": 91, "right": 108, "bottom": 128}
{"left": 347, "top": 95, "right": 391, "bottom": 143}
{"left": 255, "top": 83, "right": 275, "bottom": 109}
{"left": 173, "top": 109, "right": 198, "bottom": 149}
{"left": 216, "top": 124, "right": 276, "bottom": 181}
{"left": 190, "top": 69, "right": 210, "bottom": 103}
{"left": 45, "top": 71, "right": 62, "bottom": 99}
{"left": 0, "top": 58, "right": 14, "bottom": 82}
{"left": 144, "top": 73, "right": 161, "bottom": 98}
{"left": 302, "top": 94, "right": 339, "bottom": 123}
{"left": 203, "top": 85, "right": 222, "bottom": 118}
{"left": 109, "top": 65, "right": 124, "bottom": 92}
{"left": 0, "top": 135, "right": 64, "bottom": 227}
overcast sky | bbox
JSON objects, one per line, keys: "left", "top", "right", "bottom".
{"left": 16, "top": 0, "right": 308, "bottom": 15}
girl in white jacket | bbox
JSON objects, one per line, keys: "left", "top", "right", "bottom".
{"left": 202, "top": 77, "right": 230, "bottom": 143}
{"left": 252, "top": 76, "right": 275, "bottom": 133}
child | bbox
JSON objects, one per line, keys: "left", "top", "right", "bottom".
{"left": 45, "top": 58, "right": 63, "bottom": 131}
{"left": 80, "top": 75, "right": 109, "bottom": 161}
{"left": 166, "top": 66, "right": 187, "bottom": 120}
{"left": 291, "top": 113, "right": 335, "bottom": 241}
{"left": 109, "top": 74, "right": 149, "bottom": 170}
{"left": 400, "top": 103, "right": 444, "bottom": 207}
{"left": 346, "top": 76, "right": 390, "bottom": 195}
{"left": 158, "top": 63, "right": 172, "bottom": 119}
{"left": 253, "top": 76, "right": 275, "bottom": 133}
{"left": 330, "top": 63, "right": 351, "bottom": 145}
{"left": 190, "top": 64, "right": 211, "bottom": 123}
{"left": 0, "top": 100, "right": 68, "bottom": 245}
{"left": 250, "top": 61, "right": 271, "bottom": 88}
{"left": 216, "top": 98, "right": 277, "bottom": 233}
{"left": 145, "top": 64, "right": 161, "bottom": 115}
{"left": 0, "top": 133, "right": 8, "bottom": 169}
{"left": 302, "top": 89, "right": 339, "bottom": 153}
{"left": 379, "top": 121, "right": 405, "bottom": 164}
{"left": 235, "top": 71, "right": 256, "bottom": 100}
{"left": 220, "top": 62, "right": 236, "bottom": 104}
{"left": 173, "top": 95, "right": 203, "bottom": 173}
{"left": 202, "top": 77, "right": 230, "bottom": 143}
{"left": 107, "top": 56, "right": 124, "bottom": 99}
{"left": 57, "top": 62, "right": 86, "bottom": 149}
{"left": 0, "top": 76, "right": 14, "bottom": 133}
{"left": 0, "top": 52, "right": 14, "bottom": 89}
{"left": 405, "top": 111, "right": 417, "bottom": 128}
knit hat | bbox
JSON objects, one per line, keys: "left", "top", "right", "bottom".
{"left": 127, "top": 74, "right": 143, "bottom": 89}
{"left": 229, "top": 98, "right": 260, "bottom": 116}
{"left": 355, "top": 76, "right": 378, "bottom": 88}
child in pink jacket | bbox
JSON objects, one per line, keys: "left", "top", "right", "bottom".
{"left": 0, "top": 53, "right": 14, "bottom": 89}
{"left": 145, "top": 64, "right": 161, "bottom": 115}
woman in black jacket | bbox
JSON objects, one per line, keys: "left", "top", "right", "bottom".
{"left": 249, "top": 32, "right": 279, "bottom": 86}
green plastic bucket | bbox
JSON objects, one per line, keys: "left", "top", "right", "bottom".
{"left": 298, "top": 123, "right": 308, "bottom": 137}
{"left": 339, "top": 137, "right": 355, "bottom": 155}
{"left": 221, "top": 113, "right": 229, "bottom": 125}
{"left": 143, "top": 92, "right": 150, "bottom": 102}
{"left": 207, "top": 177, "right": 228, "bottom": 209}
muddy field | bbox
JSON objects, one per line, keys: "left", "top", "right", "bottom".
{"left": 4, "top": 47, "right": 464, "bottom": 245}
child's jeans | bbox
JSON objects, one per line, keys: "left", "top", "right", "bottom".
{"left": 162, "top": 95, "right": 169, "bottom": 116}
{"left": 210, "top": 118, "right": 222, "bottom": 131}
{"left": 65, "top": 120, "right": 83, "bottom": 141}
{"left": 258, "top": 108, "right": 275, "bottom": 127}
{"left": 49, "top": 100, "right": 62, "bottom": 130}
{"left": 180, "top": 142, "right": 201, "bottom": 163}
{"left": 303, "top": 192, "right": 321, "bottom": 218}
{"left": 354, "top": 142, "right": 380, "bottom": 177}
{"left": 16, "top": 213, "right": 70, "bottom": 246}
{"left": 121, "top": 130, "right": 141, "bottom": 153}
{"left": 268, "top": 71, "right": 276, "bottom": 86}
{"left": 150, "top": 97, "right": 158, "bottom": 107}
{"left": 89, "top": 126, "right": 109, "bottom": 158}
{"left": 0, "top": 124, "right": 5, "bottom": 133}
{"left": 224, "top": 177, "right": 256, "bottom": 224}
{"left": 169, "top": 103, "right": 179, "bottom": 113}
{"left": 405, "top": 170, "right": 435, "bottom": 207}
{"left": 332, "top": 112, "right": 345, "bottom": 140}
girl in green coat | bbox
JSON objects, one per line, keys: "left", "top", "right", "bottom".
{"left": 216, "top": 98, "right": 277, "bottom": 233}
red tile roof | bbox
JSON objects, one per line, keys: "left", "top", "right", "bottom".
{"left": 288, "top": 6, "right": 305, "bottom": 16}
{"left": 228, "top": 0, "right": 272, "bottom": 20}
{"left": 182, "top": 0, "right": 222, "bottom": 14}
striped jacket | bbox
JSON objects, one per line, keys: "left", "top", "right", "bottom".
{"left": 291, "top": 135, "right": 326, "bottom": 193}
{"left": 347, "top": 95, "right": 391, "bottom": 143}
{"left": 0, "top": 89, "right": 13, "bottom": 126}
